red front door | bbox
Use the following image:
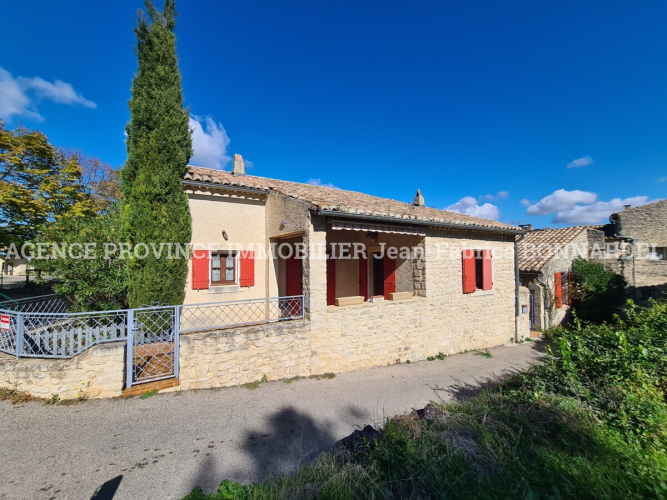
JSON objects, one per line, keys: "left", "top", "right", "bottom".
{"left": 285, "top": 255, "right": 302, "bottom": 315}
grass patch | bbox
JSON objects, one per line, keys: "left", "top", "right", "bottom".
{"left": 309, "top": 372, "right": 335, "bottom": 380}
{"left": 0, "top": 387, "right": 37, "bottom": 404}
{"left": 427, "top": 352, "right": 447, "bottom": 361}
{"left": 139, "top": 389, "right": 158, "bottom": 399}
{"left": 283, "top": 376, "right": 305, "bottom": 384}
{"left": 243, "top": 374, "right": 268, "bottom": 390}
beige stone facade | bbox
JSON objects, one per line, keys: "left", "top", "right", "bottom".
{"left": 604, "top": 200, "right": 667, "bottom": 303}
{"left": 520, "top": 227, "right": 600, "bottom": 330}
{"left": 0, "top": 342, "right": 124, "bottom": 399}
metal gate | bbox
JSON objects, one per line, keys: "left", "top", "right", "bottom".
{"left": 126, "top": 305, "right": 179, "bottom": 388}
{"left": 529, "top": 293, "right": 536, "bottom": 329}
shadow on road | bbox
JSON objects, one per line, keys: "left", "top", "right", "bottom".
{"left": 90, "top": 475, "right": 123, "bottom": 500}
{"left": 239, "top": 406, "right": 337, "bottom": 480}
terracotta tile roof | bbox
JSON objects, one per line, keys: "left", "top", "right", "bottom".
{"left": 184, "top": 166, "right": 520, "bottom": 232}
{"left": 519, "top": 226, "right": 589, "bottom": 273}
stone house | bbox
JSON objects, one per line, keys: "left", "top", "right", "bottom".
{"left": 599, "top": 199, "right": 667, "bottom": 304}
{"left": 179, "top": 156, "right": 526, "bottom": 383}
{"left": 0, "top": 156, "right": 530, "bottom": 399}
{"left": 519, "top": 225, "right": 604, "bottom": 331}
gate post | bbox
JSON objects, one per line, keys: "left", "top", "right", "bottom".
{"left": 15, "top": 312, "right": 24, "bottom": 359}
{"left": 173, "top": 305, "right": 180, "bottom": 379}
{"left": 126, "top": 309, "right": 134, "bottom": 389}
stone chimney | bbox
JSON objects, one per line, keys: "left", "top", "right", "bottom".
{"left": 519, "top": 224, "right": 533, "bottom": 231}
{"left": 624, "top": 204, "right": 631, "bottom": 210}
{"left": 413, "top": 189, "right": 425, "bottom": 207}
{"left": 232, "top": 154, "right": 245, "bottom": 176}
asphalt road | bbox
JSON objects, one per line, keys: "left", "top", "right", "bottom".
{"left": 0, "top": 340, "right": 545, "bottom": 500}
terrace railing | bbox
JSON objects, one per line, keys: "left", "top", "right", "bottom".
{"left": 0, "top": 295, "right": 304, "bottom": 359}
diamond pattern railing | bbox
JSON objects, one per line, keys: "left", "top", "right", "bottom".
{"left": 179, "top": 295, "right": 304, "bottom": 333}
{"left": 0, "top": 295, "right": 304, "bottom": 360}
{"left": 0, "top": 294, "right": 70, "bottom": 314}
{"left": 130, "top": 306, "right": 176, "bottom": 384}
{"left": 0, "top": 310, "right": 19, "bottom": 355}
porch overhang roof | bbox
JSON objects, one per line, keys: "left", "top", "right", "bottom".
{"left": 331, "top": 219, "right": 426, "bottom": 236}
{"left": 319, "top": 210, "right": 524, "bottom": 236}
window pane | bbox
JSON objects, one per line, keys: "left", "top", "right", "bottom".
{"left": 212, "top": 269, "right": 221, "bottom": 282}
{"left": 225, "top": 267, "right": 234, "bottom": 281}
{"left": 211, "top": 254, "right": 220, "bottom": 268}
{"left": 226, "top": 255, "right": 233, "bottom": 267}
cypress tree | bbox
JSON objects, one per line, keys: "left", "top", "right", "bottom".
{"left": 122, "top": 0, "right": 192, "bottom": 308}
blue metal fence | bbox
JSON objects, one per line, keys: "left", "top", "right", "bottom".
{"left": 0, "top": 295, "right": 304, "bottom": 360}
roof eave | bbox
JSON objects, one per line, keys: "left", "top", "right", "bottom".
{"left": 182, "top": 179, "right": 270, "bottom": 195}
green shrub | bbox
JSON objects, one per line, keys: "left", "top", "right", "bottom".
{"left": 570, "top": 257, "right": 627, "bottom": 323}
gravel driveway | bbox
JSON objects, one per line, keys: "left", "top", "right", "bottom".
{"left": 0, "top": 340, "right": 545, "bottom": 500}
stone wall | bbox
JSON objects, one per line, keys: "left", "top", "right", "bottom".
{"left": 306, "top": 222, "right": 518, "bottom": 375}
{"left": 178, "top": 320, "right": 310, "bottom": 390}
{"left": 0, "top": 342, "right": 125, "bottom": 399}
{"left": 607, "top": 200, "right": 667, "bottom": 302}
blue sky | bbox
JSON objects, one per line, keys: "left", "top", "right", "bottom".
{"left": 1, "top": 1, "right": 665, "bottom": 227}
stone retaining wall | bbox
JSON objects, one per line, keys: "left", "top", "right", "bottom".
{"left": 177, "top": 320, "right": 310, "bottom": 390}
{"left": 0, "top": 342, "right": 125, "bottom": 399}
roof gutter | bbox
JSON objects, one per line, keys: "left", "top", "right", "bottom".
{"left": 182, "top": 179, "right": 270, "bottom": 196}
{"left": 317, "top": 210, "right": 524, "bottom": 235}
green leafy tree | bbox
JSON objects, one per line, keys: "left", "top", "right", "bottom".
{"left": 33, "top": 208, "right": 128, "bottom": 311}
{"left": 122, "top": 0, "right": 192, "bottom": 308}
{"left": 0, "top": 122, "right": 95, "bottom": 247}
{"left": 570, "top": 257, "right": 627, "bottom": 323}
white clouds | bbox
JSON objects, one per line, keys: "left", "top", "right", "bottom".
{"left": 189, "top": 115, "right": 231, "bottom": 169}
{"left": 553, "top": 196, "right": 652, "bottom": 224}
{"left": 480, "top": 191, "right": 509, "bottom": 201}
{"left": 446, "top": 196, "right": 500, "bottom": 220}
{"left": 524, "top": 188, "right": 660, "bottom": 224}
{"left": 526, "top": 189, "right": 598, "bottom": 215}
{"left": 0, "top": 66, "right": 96, "bottom": 121}
{"left": 306, "top": 178, "right": 339, "bottom": 189}
{"left": 658, "top": 176, "right": 667, "bottom": 183}
{"left": 567, "top": 156, "right": 593, "bottom": 169}
{"left": 520, "top": 198, "right": 531, "bottom": 207}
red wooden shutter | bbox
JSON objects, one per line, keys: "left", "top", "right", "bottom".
{"left": 359, "top": 255, "right": 368, "bottom": 300}
{"left": 567, "top": 271, "right": 573, "bottom": 306}
{"left": 326, "top": 257, "right": 336, "bottom": 305}
{"left": 554, "top": 272, "right": 563, "bottom": 308}
{"left": 462, "top": 250, "right": 475, "bottom": 293}
{"left": 383, "top": 255, "right": 396, "bottom": 300}
{"left": 482, "top": 250, "right": 493, "bottom": 291}
{"left": 240, "top": 251, "right": 255, "bottom": 287}
{"left": 192, "top": 250, "right": 210, "bottom": 290}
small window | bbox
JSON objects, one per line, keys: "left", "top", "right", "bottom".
{"left": 211, "top": 251, "right": 236, "bottom": 285}
{"left": 463, "top": 249, "right": 492, "bottom": 293}
{"left": 648, "top": 247, "right": 667, "bottom": 261}
{"left": 475, "top": 252, "right": 484, "bottom": 290}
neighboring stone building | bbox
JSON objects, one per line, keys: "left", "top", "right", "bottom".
{"left": 599, "top": 199, "right": 667, "bottom": 304}
{"left": 181, "top": 156, "right": 525, "bottom": 382}
{"left": 519, "top": 225, "right": 604, "bottom": 331}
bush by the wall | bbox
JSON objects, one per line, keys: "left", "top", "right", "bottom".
{"left": 570, "top": 257, "right": 627, "bottom": 323}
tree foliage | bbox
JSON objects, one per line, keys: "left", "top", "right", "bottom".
{"left": 33, "top": 208, "right": 128, "bottom": 311}
{"left": 122, "top": 0, "right": 192, "bottom": 308}
{"left": 570, "top": 257, "right": 627, "bottom": 323}
{"left": 0, "top": 122, "right": 96, "bottom": 247}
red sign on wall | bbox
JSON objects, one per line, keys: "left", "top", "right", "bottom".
{"left": 0, "top": 315, "right": 9, "bottom": 331}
